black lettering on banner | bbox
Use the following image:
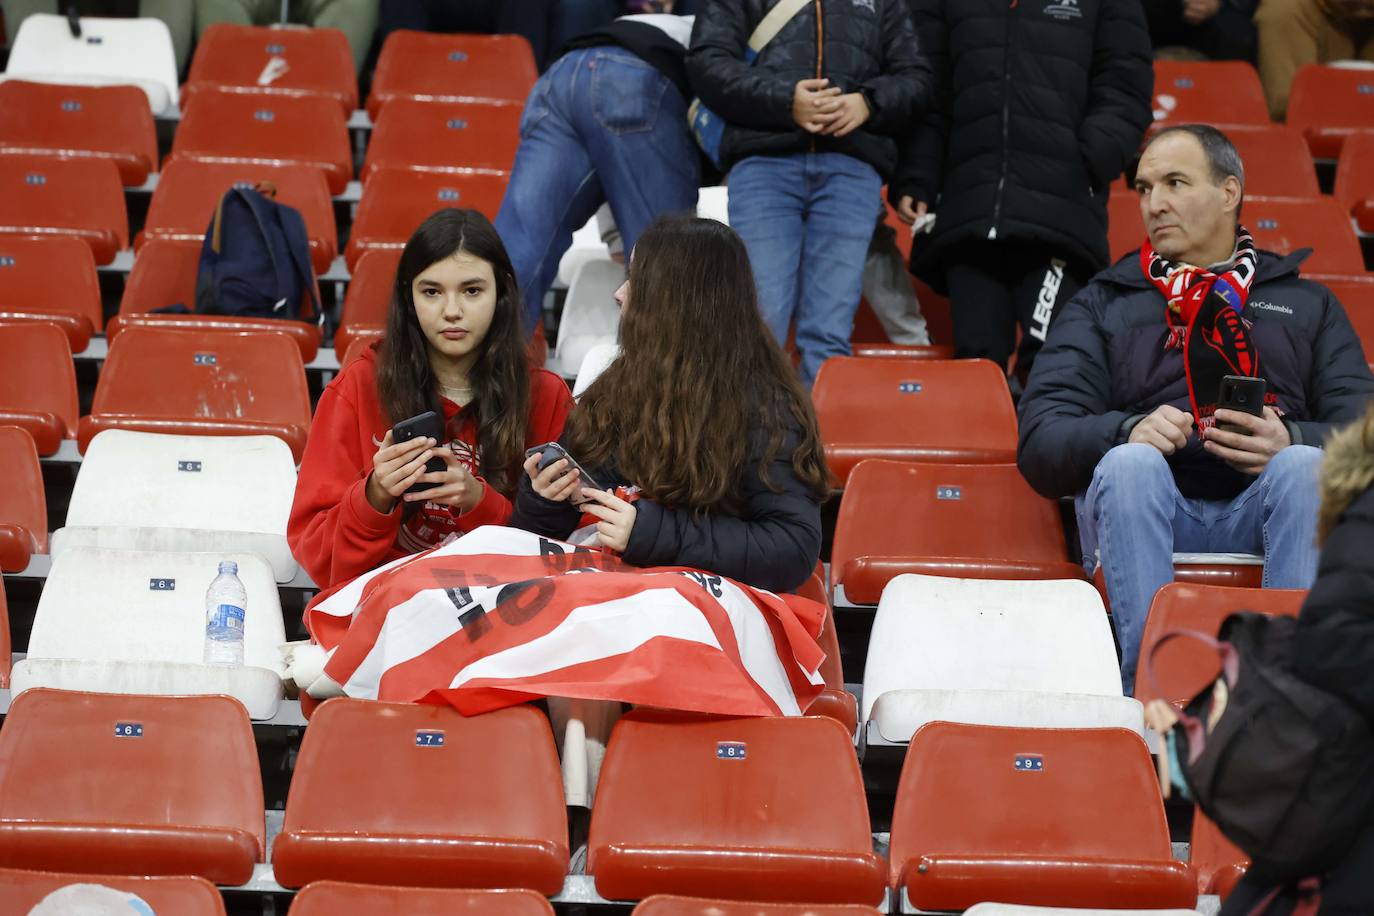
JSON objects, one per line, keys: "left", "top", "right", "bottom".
{"left": 680, "top": 571, "right": 724, "bottom": 598}
{"left": 494, "top": 578, "right": 556, "bottom": 627}
{"left": 445, "top": 585, "right": 492, "bottom": 641}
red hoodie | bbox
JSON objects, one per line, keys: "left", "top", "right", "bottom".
{"left": 288, "top": 345, "right": 574, "bottom": 589}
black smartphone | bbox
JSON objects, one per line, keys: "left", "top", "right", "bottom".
{"left": 524, "top": 442, "right": 605, "bottom": 493}
{"left": 392, "top": 410, "right": 446, "bottom": 495}
{"left": 1217, "top": 375, "right": 1266, "bottom": 434}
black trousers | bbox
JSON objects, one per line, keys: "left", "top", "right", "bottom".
{"left": 1222, "top": 818, "right": 1374, "bottom": 915}
{"left": 376, "top": 0, "right": 556, "bottom": 67}
{"left": 945, "top": 241, "right": 1086, "bottom": 385}
{"left": 1143, "top": 0, "right": 1259, "bottom": 62}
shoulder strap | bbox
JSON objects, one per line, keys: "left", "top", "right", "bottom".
{"left": 748, "top": 0, "right": 810, "bottom": 55}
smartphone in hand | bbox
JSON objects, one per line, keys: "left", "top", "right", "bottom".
{"left": 1217, "top": 375, "right": 1266, "bottom": 435}
{"left": 525, "top": 442, "right": 605, "bottom": 494}
{"left": 393, "top": 410, "right": 447, "bottom": 495}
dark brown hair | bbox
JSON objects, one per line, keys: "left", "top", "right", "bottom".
{"left": 376, "top": 208, "right": 529, "bottom": 496}
{"left": 566, "top": 215, "right": 830, "bottom": 513}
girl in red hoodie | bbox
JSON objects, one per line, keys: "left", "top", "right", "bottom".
{"left": 289, "top": 209, "right": 574, "bottom": 589}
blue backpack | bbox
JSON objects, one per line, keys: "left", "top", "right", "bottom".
{"left": 194, "top": 183, "right": 321, "bottom": 325}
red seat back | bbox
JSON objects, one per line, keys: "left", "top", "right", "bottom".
{"left": 0, "top": 425, "right": 46, "bottom": 574}
{"left": 0, "top": 235, "right": 102, "bottom": 351}
{"left": 184, "top": 23, "right": 358, "bottom": 115}
{"left": 633, "top": 898, "right": 882, "bottom": 915}
{"left": 1108, "top": 188, "right": 1146, "bottom": 264}
{"left": 1324, "top": 277, "right": 1374, "bottom": 369}
{"left": 0, "top": 154, "right": 127, "bottom": 264}
{"left": 1151, "top": 61, "right": 1270, "bottom": 128}
{"left": 367, "top": 31, "right": 538, "bottom": 118}
{"left": 1288, "top": 64, "right": 1374, "bottom": 159}
{"left": 336, "top": 247, "right": 402, "bottom": 356}
{"left": 290, "top": 882, "right": 555, "bottom": 915}
{"left": 1215, "top": 125, "right": 1319, "bottom": 198}
{"left": 0, "top": 322, "right": 79, "bottom": 454}
{"left": 1246, "top": 196, "right": 1366, "bottom": 276}
{"left": 361, "top": 98, "right": 522, "bottom": 182}
{"left": 1334, "top": 130, "right": 1374, "bottom": 233}
{"left": 1190, "top": 810, "right": 1248, "bottom": 898}
{"left": 0, "top": 867, "right": 226, "bottom": 914}
{"left": 345, "top": 168, "right": 507, "bottom": 269}
{"left": 0, "top": 80, "right": 157, "bottom": 185}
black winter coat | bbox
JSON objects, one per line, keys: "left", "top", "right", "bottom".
{"left": 509, "top": 427, "right": 823, "bottom": 594}
{"left": 1017, "top": 249, "right": 1374, "bottom": 501}
{"left": 891, "top": 0, "right": 1153, "bottom": 279}
{"left": 686, "top": 0, "right": 933, "bottom": 179}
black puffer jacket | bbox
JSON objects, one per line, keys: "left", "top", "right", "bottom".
{"left": 891, "top": 0, "right": 1152, "bottom": 279}
{"left": 686, "top": 0, "right": 933, "bottom": 178}
{"left": 1018, "top": 249, "right": 1374, "bottom": 501}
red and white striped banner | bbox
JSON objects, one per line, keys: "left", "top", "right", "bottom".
{"left": 306, "top": 526, "right": 827, "bottom": 717}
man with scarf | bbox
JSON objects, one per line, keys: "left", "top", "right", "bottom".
{"left": 1017, "top": 125, "right": 1374, "bottom": 693}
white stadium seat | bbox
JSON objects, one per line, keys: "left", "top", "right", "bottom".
{"left": 11, "top": 546, "right": 287, "bottom": 719}
{"left": 552, "top": 258, "right": 623, "bottom": 378}
{"left": 50, "top": 430, "right": 298, "bottom": 582}
{"left": 572, "top": 342, "right": 620, "bottom": 398}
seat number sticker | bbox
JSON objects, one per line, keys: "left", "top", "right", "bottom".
{"left": 717, "top": 741, "right": 747, "bottom": 760}
{"left": 1014, "top": 754, "right": 1044, "bottom": 772}
{"left": 415, "top": 730, "right": 446, "bottom": 747}
{"left": 115, "top": 722, "right": 144, "bottom": 738}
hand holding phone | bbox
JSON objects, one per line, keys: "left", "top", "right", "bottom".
{"left": 523, "top": 442, "right": 604, "bottom": 504}
{"left": 1216, "top": 375, "right": 1266, "bottom": 435}
{"left": 393, "top": 411, "right": 447, "bottom": 495}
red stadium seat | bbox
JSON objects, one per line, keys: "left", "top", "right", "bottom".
{"left": 273, "top": 699, "right": 569, "bottom": 891}
{"left": 1134, "top": 582, "right": 1305, "bottom": 705}
{"left": 109, "top": 238, "right": 323, "bottom": 362}
{"left": 336, "top": 248, "right": 400, "bottom": 356}
{"left": 290, "top": 882, "right": 554, "bottom": 915}
{"left": 0, "top": 577, "right": 10, "bottom": 687}
{"left": 1151, "top": 60, "right": 1270, "bottom": 128}
{"left": 0, "top": 689, "right": 264, "bottom": 884}
{"left": 341, "top": 332, "right": 383, "bottom": 368}
{"left": 794, "top": 568, "right": 858, "bottom": 734}
{"left": 1246, "top": 196, "right": 1366, "bottom": 275}
{"left": 1287, "top": 64, "right": 1374, "bottom": 160}
{"left": 1108, "top": 188, "right": 1146, "bottom": 263}
{"left": 183, "top": 23, "right": 358, "bottom": 116}
{"left": 367, "top": 31, "right": 538, "bottom": 119}
{"left": 1093, "top": 560, "right": 1266, "bottom": 627}
{"left": 0, "top": 80, "right": 157, "bottom": 186}
{"left": 0, "top": 154, "right": 127, "bottom": 264}
{"left": 812, "top": 358, "right": 1017, "bottom": 487}
{"left": 890, "top": 722, "right": 1197, "bottom": 911}
{"left": 0, "top": 235, "right": 102, "bottom": 351}
{"left": 1334, "top": 130, "right": 1374, "bottom": 234}
{"left": 0, "top": 322, "right": 79, "bottom": 455}
{"left": 633, "top": 898, "right": 881, "bottom": 915}
{"left": 77, "top": 326, "right": 312, "bottom": 462}
{"left": 0, "top": 425, "right": 46, "bottom": 574}
{"left": 1212, "top": 125, "right": 1320, "bottom": 198}
{"left": 588, "top": 712, "right": 885, "bottom": 905}
{"left": 832, "top": 460, "right": 1083, "bottom": 607}
{"left": 1191, "top": 810, "right": 1247, "bottom": 899}
{"left": 345, "top": 168, "right": 507, "bottom": 269}
{"left": 1323, "top": 277, "right": 1374, "bottom": 369}
{"left": 361, "top": 98, "right": 522, "bottom": 183}
{"left": 139, "top": 158, "right": 337, "bottom": 273}
{"left": 168, "top": 88, "right": 352, "bottom": 195}
{"left": 0, "top": 867, "right": 226, "bottom": 914}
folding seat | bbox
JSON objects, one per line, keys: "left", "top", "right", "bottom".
{"left": 1325, "top": 277, "right": 1374, "bottom": 369}
{"left": 1134, "top": 582, "right": 1305, "bottom": 705}
{"left": 557, "top": 218, "right": 614, "bottom": 289}
{"left": 0, "top": 154, "right": 127, "bottom": 264}
{"left": 553, "top": 259, "right": 625, "bottom": 378}
{"left": 793, "top": 566, "right": 858, "bottom": 735}
{"left": 1287, "top": 64, "right": 1374, "bottom": 160}
{"left": 573, "top": 343, "right": 621, "bottom": 398}
{"left": 633, "top": 899, "right": 881, "bottom": 915}
{"left": 360, "top": 98, "right": 522, "bottom": 183}
{"left": 273, "top": 699, "right": 569, "bottom": 891}
{"left": 0, "top": 13, "right": 180, "bottom": 115}
{"left": 0, "top": 581, "right": 10, "bottom": 687}
{"left": 861, "top": 574, "right": 1139, "bottom": 743}
{"left": 812, "top": 358, "right": 1017, "bottom": 487}
{"left": 1245, "top": 196, "right": 1366, "bottom": 275}
{"left": 341, "top": 331, "right": 383, "bottom": 368}
{"left": 291, "top": 882, "right": 555, "bottom": 915}
{"left": 0, "top": 236, "right": 102, "bottom": 352}
{"left": 0, "top": 322, "right": 79, "bottom": 456}
{"left": 1218, "top": 125, "right": 1320, "bottom": 198}
{"left": 345, "top": 168, "right": 508, "bottom": 269}
{"left": 10, "top": 547, "right": 288, "bottom": 717}
{"left": 367, "top": 30, "right": 539, "bottom": 118}
{"left": 78, "top": 326, "right": 313, "bottom": 462}
{"left": 109, "top": 237, "right": 323, "bottom": 363}
{"left": 51, "top": 430, "right": 298, "bottom": 582}
{"left": 1333, "top": 130, "right": 1374, "bottom": 234}
{"left": 183, "top": 23, "right": 358, "bottom": 117}
{"left": 1191, "top": 810, "right": 1247, "bottom": 898}
{"left": 1108, "top": 188, "right": 1146, "bottom": 263}
{"left": 1150, "top": 60, "right": 1270, "bottom": 128}
{"left": 587, "top": 712, "right": 885, "bottom": 905}
{"left": 0, "top": 688, "right": 264, "bottom": 884}
{"left": 139, "top": 158, "right": 338, "bottom": 274}
{"left": 0, "top": 80, "right": 158, "bottom": 186}
{"left": 831, "top": 460, "right": 1083, "bottom": 608}
{"left": 168, "top": 88, "right": 352, "bottom": 195}
{"left": 889, "top": 722, "right": 1197, "bottom": 911}
{"left": 1092, "top": 554, "right": 1269, "bottom": 624}
{"left": 335, "top": 247, "right": 401, "bottom": 357}
{"left": 0, "top": 867, "right": 226, "bottom": 915}
{"left": 0, "top": 426, "right": 46, "bottom": 574}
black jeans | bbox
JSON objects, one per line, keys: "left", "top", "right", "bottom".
{"left": 945, "top": 241, "right": 1086, "bottom": 385}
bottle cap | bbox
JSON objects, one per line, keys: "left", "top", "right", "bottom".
{"left": 218, "top": 561, "right": 238, "bottom": 575}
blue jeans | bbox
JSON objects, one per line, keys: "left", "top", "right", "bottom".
{"left": 494, "top": 47, "right": 701, "bottom": 335}
{"left": 727, "top": 153, "right": 882, "bottom": 386}
{"left": 1077, "top": 443, "right": 1323, "bottom": 694}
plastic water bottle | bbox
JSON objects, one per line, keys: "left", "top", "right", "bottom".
{"left": 204, "top": 560, "right": 247, "bottom": 667}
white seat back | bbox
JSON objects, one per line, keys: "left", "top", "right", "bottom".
{"left": 11, "top": 546, "right": 287, "bottom": 719}
{"left": 2, "top": 14, "right": 179, "bottom": 115}
{"left": 862, "top": 574, "right": 1129, "bottom": 738}
{"left": 696, "top": 185, "right": 729, "bottom": 224}
{"left": 870, "top": 689, "right": 1143, "bottom": 742}
{"left": 573, "top": 343, "right": 620, "bottom": 398}
{"left": 51, "top": 430, "right": 298, "bottom": 582}
{"left": 553, "top": 258, "right": 623, "bottom": 378}
{"left": 555, "top": 214, "right": 612, "bottom": 289}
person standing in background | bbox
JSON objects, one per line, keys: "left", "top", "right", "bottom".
{"left": 890, "top": 0, "right": 1153, "bottom": 390}
{"left": 1255, "top": 0, "right": 1374, "bottom": 120}
{"left": 1143, "top": 0, "right": 1259, "bottom": 63}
